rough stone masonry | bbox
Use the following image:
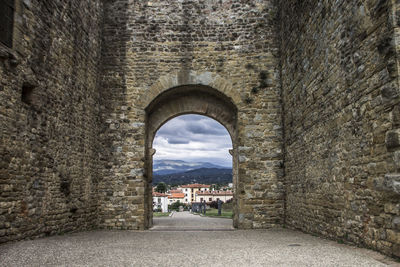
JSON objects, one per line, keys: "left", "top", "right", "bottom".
{"left": 0, "top": 0, "right": 399, "bottom": 260}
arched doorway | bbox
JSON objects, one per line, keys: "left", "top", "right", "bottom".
{"left": 144, "top": 85, "right": 239, "bottom": 228}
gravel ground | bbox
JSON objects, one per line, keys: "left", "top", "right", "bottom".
{"left": 0, "top": 212, "right": 398, "bottom": 267}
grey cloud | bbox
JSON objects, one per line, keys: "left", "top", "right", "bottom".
{"left": 157, "top": 119, "right": 187, "bottom": 135}
{"left": 186, "top": 121, "right": 228, "bottom": 136}
{"left": 153, "top": 114, "right": 232, "bottom": 167}
{"left": 166, "top": 137, "right": 190, "bottom": 144}
{"left": 156, "top": 114, "right": 230, "bottom": 145}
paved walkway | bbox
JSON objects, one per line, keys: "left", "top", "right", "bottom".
{"left": 0, "top": 212, "right": 398, "bottom": 266}
{"left": 151, "top": 211, "right": 233, "bottom": 231}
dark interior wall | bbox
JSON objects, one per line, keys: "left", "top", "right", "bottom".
{"left": 0, "top": 0, "right": 103, "bottom": 242}
{"left": 280, "top": 0, "right": 400, "bottom": 257}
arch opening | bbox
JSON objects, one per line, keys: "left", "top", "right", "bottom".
{"left": 144, "top": 85, "right": 239, "bottom": 228}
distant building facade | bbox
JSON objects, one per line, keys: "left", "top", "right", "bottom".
{"left": 195, "top": 190, "right": 233, "bottom": 203}
{"left": 152, "top": 192, "right": 168, "bottom": 213}
{"left": 168, "top": 192, "right": 185, "bottom": 205}
{"left": 178, "top": 184, "right": 210, "bottom": 204}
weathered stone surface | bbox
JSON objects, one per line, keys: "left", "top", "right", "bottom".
{"left": 0, "top": 0, "right": 103, "bottom": 242}
{"left": 281, "top": 0, "right": 400, "bottom": 259}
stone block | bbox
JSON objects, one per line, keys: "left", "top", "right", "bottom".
{"left": 390, "top": 105, "right": 400, "bottom": 127}
{"left": 386, "top": 130, "right": 400, "bottom": 150}
{"left": 381, "top": 85, "right": 398, "bottom": 100}
{"left": 393, "top": 151, "right": 400, "bottom": 170}
{"left": 393, "top": 244, "right": 400, "bottom": 258}
{"left": 383, "top": 174, "right": 400, "bottom": 194}
{"left": 393, "top": 216, "right": 400, "bottom": 231}
{"left": 386, "top": 229, "right": 400, "bottom": 243}
{"left": 384, "top": 203, "right": 400, "bottom": 215}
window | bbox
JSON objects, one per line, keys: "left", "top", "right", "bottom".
{"left": 158, "top": 198, "right": 161, "bottom": 203}
{"left": 200, "top": 198, "right": 203, "bottom": 202}
{"left": 209, "top": 198, "right": 212, "bottom": 201}
{"left": 0, "top": 0, "right": 15, "bottom": 48}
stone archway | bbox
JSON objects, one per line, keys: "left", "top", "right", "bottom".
{"left": 144, "top": 85, "right": 239, "bottom": 228}
{"left": 98, "top": 71, "right": 283, "bottom": 231}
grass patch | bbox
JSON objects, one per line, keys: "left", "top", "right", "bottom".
{"left": 153, "top": 212, "right": 170, "bottom": 217}
{"left": 197, "top": 208, "right": 233, "bottom": 218}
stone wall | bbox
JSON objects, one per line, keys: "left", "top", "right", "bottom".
{"left": 0, "top": 0, "right": 103, "bottom": 242}
{"left": 2, "top": 0, "right": 399, "bottom": 259}
{"left": 99, "top": 0, "right": 284, "bottom": 229}
{"left": 280, "top": 0, "right": 400, "bottom": 258}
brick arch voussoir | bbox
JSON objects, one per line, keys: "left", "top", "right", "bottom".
{"left": 138, "top": 71, "right": 240, "bottom": 110}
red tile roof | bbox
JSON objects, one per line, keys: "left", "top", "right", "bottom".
{"left": 168, "top": 193, "right": 185, "bottom": 199}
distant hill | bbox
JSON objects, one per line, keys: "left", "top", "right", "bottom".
{"left": 153, "top": 167, "right": 232, "bottom": 185}
{"left": 153, "top": 160, "right": 228, "bottom": 175}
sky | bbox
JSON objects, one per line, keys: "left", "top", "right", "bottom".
{"left": 153, "top": 114, "right": 233, "bottom": 167}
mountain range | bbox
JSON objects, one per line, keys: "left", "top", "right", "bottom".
{"left": 152, "top": 160, "right": 232, "bottom": 185}
{"left": 153, "top": 160, "right": 227, "bottom": 175}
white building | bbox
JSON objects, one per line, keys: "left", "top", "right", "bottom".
{"left": 168, "top": 192, "right": 185, "bottom": 205}
{"left": 178, "top": 184, "right": 210, "bottom": 204}
{"left": 153, "top": 192, "right": 168, "bottom": 212}
{"left": 195, "top": 190, "right": 233, "bottom": 203}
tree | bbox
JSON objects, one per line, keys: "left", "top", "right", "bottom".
{"left": 210, "top": 200, "right": 224, "bottom": 209}
{"left": 156, "top": 182, "right": 167, "bottom": 193}
{"left": 169, "top": 201, "right": 183, "bottom": 211}
{"left": 210, "top": 184, "right": 221, "bottom": 191}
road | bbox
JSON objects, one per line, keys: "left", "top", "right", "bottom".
{"left": 151, "top": 211, "right": 233, "bottom": 231}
